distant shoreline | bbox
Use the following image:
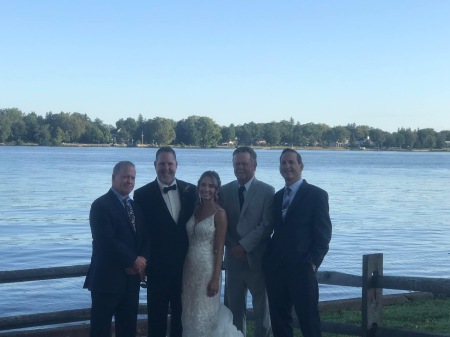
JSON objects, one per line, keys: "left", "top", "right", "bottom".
{"left": 1, "top": 142, "right": 449, "bottom": 152}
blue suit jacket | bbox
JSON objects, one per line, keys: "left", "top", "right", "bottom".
{"left": 84, "top": 189, "right": 148, "bottom": 294}
{"left": 264, "top": 180, "right": 332, "bottom": 272}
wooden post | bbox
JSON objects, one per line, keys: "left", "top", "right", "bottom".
{"left": 362, "top": 254, "right": 383, "bottom": 337}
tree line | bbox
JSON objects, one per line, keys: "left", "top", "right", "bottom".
{"left": 1, "top": 108, "right": 449, "bottom": 149}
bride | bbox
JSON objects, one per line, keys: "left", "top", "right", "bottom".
{"left": 181, "top": 171, "right": 243, "bottom": 337}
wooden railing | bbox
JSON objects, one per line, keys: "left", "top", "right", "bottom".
{"left": 1, "top": 254, "right": 449, "bottom": 337}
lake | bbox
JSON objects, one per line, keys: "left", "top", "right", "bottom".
{"left": 0, "top": 146, "right": 449, "bottom": 317}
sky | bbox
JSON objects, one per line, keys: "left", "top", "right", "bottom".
{"left": 1, "top": 1, "right": 449, "bottom": 133}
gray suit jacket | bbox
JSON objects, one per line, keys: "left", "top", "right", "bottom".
{"left": 222, "top": 178, "right": 275, "bottom": 272}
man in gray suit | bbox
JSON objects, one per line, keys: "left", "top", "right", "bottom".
{"left": 222, "top": 146, "right": 274, "bottom": 337}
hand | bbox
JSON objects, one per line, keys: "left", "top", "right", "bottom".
{"left": 230, "top": 245, "right": 247, "bottom": 262}
{"left": 312, "top": 264, "right": 316, "bottom": 272}
{"left": 207, "top": 277, "right": 220, "bottom": 297}
{"left": 133, "top": 256, "right": 147, "bottom": 275}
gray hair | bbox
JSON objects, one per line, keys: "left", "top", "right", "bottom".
{"left": 233, "top": 146, "right": 257, "bottom": 165}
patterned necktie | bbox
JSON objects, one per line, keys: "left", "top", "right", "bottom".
{"left": 282, "top": 187, "right": 291, "bottom": 219}
{"left": 238, "top": 185, "right": 245, "bottom": 210}
{"left": 123, "top": 198, "right": 136, "bottom": 232}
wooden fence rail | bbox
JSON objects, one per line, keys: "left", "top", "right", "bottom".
{"left": 1, "top": 254, "right": 449, "bottom": 337}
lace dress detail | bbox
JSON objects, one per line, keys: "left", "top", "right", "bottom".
{"left": 182, "top": 213, "right": 243, "bottom": 337}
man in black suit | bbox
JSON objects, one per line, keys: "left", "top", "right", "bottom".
{"left": 263, "top": 149, "right": 332, "bottom": 337}
{"left": 134, "top": 147, "right": 196, "bottom": 337}
{"left": 84, "top": 161, "right": 148, "bottom": 337}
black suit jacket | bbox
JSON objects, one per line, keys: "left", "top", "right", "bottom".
{"left": 133, "top": 179, "right": 196, "bottom": 277}
{"left": 264, "top": 180, "right": 332, "bottom": 272}
{"left": 84, "top": 189, "right": 148, "bottom": 294}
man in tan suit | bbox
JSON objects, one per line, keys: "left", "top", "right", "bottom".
{"left": 222, "top": 146, "right": 274, "bottom": 337}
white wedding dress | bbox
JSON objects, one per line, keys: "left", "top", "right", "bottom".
{"left": 182, "top": 213, "right": 243, "bottom": 337}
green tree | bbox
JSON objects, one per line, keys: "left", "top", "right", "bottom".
{"left": 0, "top": 108, "right": 24, "bottom": 142}
{"left": 294, "top": 122, "right": 330, "bottom": 146}
{"left": 137, "top": 114, "right": 145, "bottom": 126}
{"left": 174, "top": 116, "right": 220, "bottom": 147}
{"left": 37, "top": 124, "right": 52, "bottom": 145}
{"left": 142, "top": 117, "right": 176, "bottom": 146}
{"left": 278, "top": 118, "right": 295, "bottom": 146}
{"left": 175, "top": 116, "right": 201, "bottom": 145}
{"left": 398, "top": 128, "right": 417, "bottom": 149}
{"left": 115, "top": 117, "right": 138, "bottom": 144}
{"left": 393, "top": 131, "right": 406, "bottom": 148}
{"left": 383, "top": 132, "right": 396, "bottom": 148}
{"left": 196, "top": 116, "right": 221, "bottom": 147}
{"left": 436, "top": 130, "right": 450, "bottom": 148}
{"left": 324, "top": 126, "right": 350, "bottom": 146}
{"left": 416, "top": 128, "right": 437, "bottom": 149}
{"left": 236, "top": 122, "right": 262, "bottom": 145}
{"left": 68, "top": 112, "right": 89, "bottom": 141}
{"left": 292, "top": 122, "right": 307, "bottom": 146}
{"left": 79, "top": 118, "right": 111, "bottom": 144}
{"left": 44, "top": 111, "right": 89, "bottom": 143}
{"left": 263, "top": 122, "right": 281, "bottom": 146}
{"left": 220, "top": 124, "right": 236, "bottom": 144}
{"left": 10, "top": 118, "right": 26, "bottom": 143}
{"left": 23, "top": 112, "right": 44, "bottom": 143}
{"left": 369, "top": 128, "right": 386, "bottom": 148}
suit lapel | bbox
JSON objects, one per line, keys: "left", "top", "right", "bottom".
{"left": 285, "top": 180, "right": 309, "bottom": 219}
{"left": 175, "top": 179, "right": 194, "bottom": 226}
{"left": 241, "top": 178, "right": 258, "bottom": 214}
{"left": 274, "top": 190, "right": 284, "bottom": 227}
{"left": 108, "top": 190, "right": 136, "bottom": 236}
{"left": 231, "top": 181, "right": 241, "bottom": 216}
{"left": 177, "top": 180, "right": 186, "bottom": 225}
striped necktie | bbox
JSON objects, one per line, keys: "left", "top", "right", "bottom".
{"left": 282, "top": 187, "right": 291, "bottom": 219}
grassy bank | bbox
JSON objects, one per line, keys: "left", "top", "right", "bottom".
{"left": 321, "top": 296, "right": 450, "bottom": 337}
{"left": 245, "top": 296, "right": 450, "bottom": 337}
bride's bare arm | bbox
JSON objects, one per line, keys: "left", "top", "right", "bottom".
{"left": 207, "top": 208, "right": 227, "bottom": 297}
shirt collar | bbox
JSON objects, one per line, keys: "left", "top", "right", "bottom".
{"left": 240, "top": 176, "right": 255, "bottom": 191}
{"left": 286, "top": 178, "right": 303, "bottom": 195}
{"left": 111, "top": 187, "right": 130, "bottom": 203}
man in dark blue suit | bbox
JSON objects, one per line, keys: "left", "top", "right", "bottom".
{"left": 84, "top": 161, "right": 149, "bottom": 337}
{"left": 263, "top": 149, "right": 332, "bottom": 337}
{"left": 134, "top": 147, "right": 196, "bottom": 337}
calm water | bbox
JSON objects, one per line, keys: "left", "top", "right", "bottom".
{"left": 0, "top": 146, "right": 449, "bottom": 317}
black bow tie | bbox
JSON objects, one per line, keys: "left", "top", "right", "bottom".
{"left": 163, "top": 185, "right": 177, "bottom": 194}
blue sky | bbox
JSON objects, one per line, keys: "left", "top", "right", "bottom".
{"left": 1, "top": 1, "right": 449, "bottom": 132}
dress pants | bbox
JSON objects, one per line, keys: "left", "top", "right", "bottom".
{"left": 90, "top": 282, "right": 140, "bottom": 337}
{"left": 147, "top": 272, "right": 183, "bottom": 337}
{"left": 265, "top": 263, "right": 322, "bottom": 337}
{"left": 225, "top": 266, "right": 271, "bottom": 337}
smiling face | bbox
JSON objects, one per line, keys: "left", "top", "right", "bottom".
{"left": 112, "top": 164, "right": 136, "bottom": 197}
{"left": 279, "top": 150, "right": 304, "bottom": 186}
{"left": 198, "top": 175, "right": 219, "bottom": 202}
{"left": 154, "top": 151, "right": 177, "bottom": 185}
{"left": 233, "top": 152, "right": 256, "bottom": 185}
